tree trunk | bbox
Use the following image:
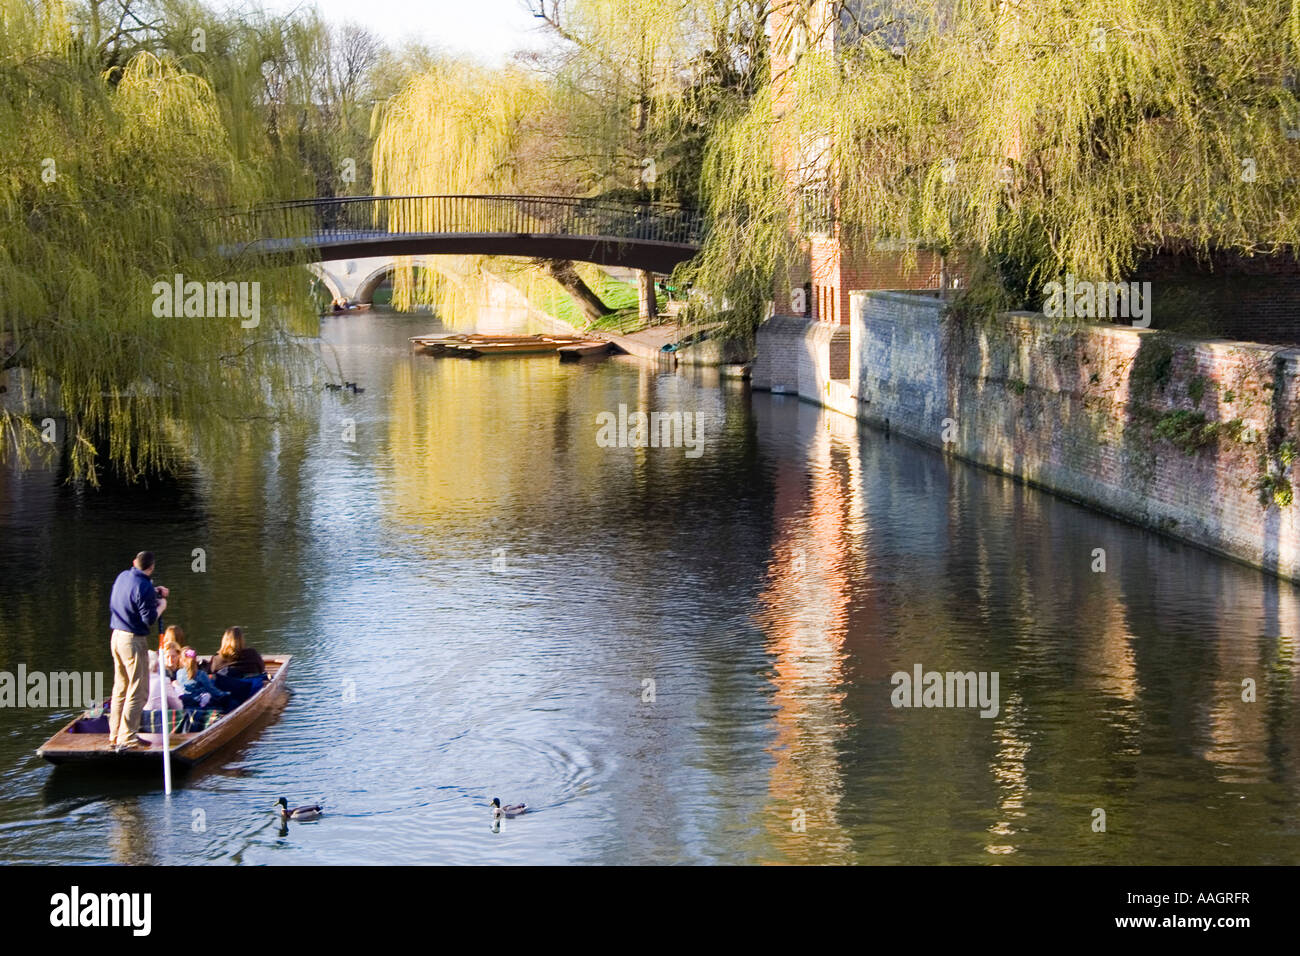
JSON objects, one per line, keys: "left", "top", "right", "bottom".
{"left": 542, "top": 260, "right": 612, "bottom": 324}
{"left": 638, "top": 270, "right": 658, "bottom": 323}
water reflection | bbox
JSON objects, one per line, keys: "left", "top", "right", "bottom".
{"left": 1, "top": 311, "right": 1299, "bottom": 863}
{"left": 755, "top": 405, "right": 854, "bottom": 863}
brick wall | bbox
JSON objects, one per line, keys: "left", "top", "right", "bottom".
{"left": 850, "top": 291, "right": 1300, "bottom": 580}
{"left": 1132, "top": 251, "right": 1300, "bottom": 345}
{"left": 776, "top": 240, "right": 964, "bottom": 324}
{"left": 754, "top": 314, "right": 851, "bottom": 405}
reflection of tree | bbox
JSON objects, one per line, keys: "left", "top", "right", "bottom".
{"left": 382, "top": 360, "right": 569, "bottom": 534}
{"left": 1202, "top": 598, "right": 1299, "bottom": 785}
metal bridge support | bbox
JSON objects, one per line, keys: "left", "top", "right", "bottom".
{"left": 638, "top": 271, "right": 659, "bottom": 324}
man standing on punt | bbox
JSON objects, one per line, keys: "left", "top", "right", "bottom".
{"left": 107, "top": 551, "right": 169, "bottom": 752}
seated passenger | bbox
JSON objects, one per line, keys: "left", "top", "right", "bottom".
{"left": 145, "top": 641, "right": 184, "bottom": 712}
{"left": 162, "top": 624, "right": 187, "bottom": 656}
{"left": 207, "top": 626, "right": 266, "bottom": 679}
{"left": 177, "top": 646, "right": 230, "bottom": 710}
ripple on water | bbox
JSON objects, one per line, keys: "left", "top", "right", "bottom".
{"left": 2, "top": 316, "right": 1300, "bottom": 864}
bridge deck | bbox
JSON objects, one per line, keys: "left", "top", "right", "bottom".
{"left": 221, "top": 195, "right": 704, "bottom": 273}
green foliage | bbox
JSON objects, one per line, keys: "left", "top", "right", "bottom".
{"left": 693, "top": 0, "right": 1300, "bottom": 335}
{"left": 1129, "top": 336, "right": 1176, "bottom": 399}
{"left": 1153, "top": 409, "right": 1219, "bottom": 454}
{"left": 0, "top": 0, "right": 326, "bottom": 482}
{"left": 373, "top": 60, "right": 551, "bottom": 198}
{"left": 1257, "top": 472, "right": 1294, "bottom": 508}
{"left": 673, "top": 83, "right": 784, "bottom": 342}
{"left": 533, "top": 0, "right": 769, "bottom": 205}
{"left": 1187, "top": 375, "right": 1207, "bottom": 407}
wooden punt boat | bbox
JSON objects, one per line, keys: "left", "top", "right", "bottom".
{"left": 35, "top": 655, "right": 292, "bottom": 768}
{"left": 410, "top": 334, "right": 469, "bottom": 354}
{"left": 412, "top": 333, "right": 589, "bottom": 357}
{"left": 458, "top": 341, "right": 563, "bottom": 356}
{"left": 557, "top": 341, "right": 612, "bottom": 361}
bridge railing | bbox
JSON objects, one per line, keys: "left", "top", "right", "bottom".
{"left": 225, "top": 195, "right": 704, "bottom": 248}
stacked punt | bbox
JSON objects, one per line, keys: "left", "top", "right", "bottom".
{"left": 410, "top": 333, "right": 612, "bottom": 360}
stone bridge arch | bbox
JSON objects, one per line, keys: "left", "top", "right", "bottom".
{"left": 310, "top": 256, "right": 439, "bottom": 305}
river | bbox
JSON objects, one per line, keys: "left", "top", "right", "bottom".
{"left": 0, "top": 310, "right": 1297, "bottom": 864}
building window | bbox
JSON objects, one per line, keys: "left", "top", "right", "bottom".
{"left": 800, "top": 180, "right": 833, "bottom": 237}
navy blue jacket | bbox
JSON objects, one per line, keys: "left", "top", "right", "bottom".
{"left": 109, "top": 567, "right": 160, "bottom": 635}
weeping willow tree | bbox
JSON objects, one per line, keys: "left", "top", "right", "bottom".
{"left": 369, "top": 60, "right": 554, "bottom": 319}
{"left": 530, "top": 0, "right": 769, "bottom": 204}
{"left": 369, "top": 1, "right": 768, "bottom": 324}
{"left": 524, "top": 0, "right": 773, "bottom": 337}
{"left": 532, "top": 0, "right": 714, "bottom": 200}
{"left": 373, "top": 58, "right": 630, "bottom": 323}
{"left": 690, "top": 0, "right": 1300, "bottom": 331}
{"left": 0, "top": 0, "right": 316, "bottom": 483}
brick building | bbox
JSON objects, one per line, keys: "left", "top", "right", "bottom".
{"left": 766, "top": 1, "right": 1300, "bottom": 345}
{"left": 769, "top": 1, "right": 959, "bottom": 328}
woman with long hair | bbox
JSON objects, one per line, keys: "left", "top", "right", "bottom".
{"left": 207, "top": 626, "right": 266, "bottom": 679}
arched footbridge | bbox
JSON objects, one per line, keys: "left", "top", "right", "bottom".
{"left": 222, "top": 195, "right": 704, "bottom": 275}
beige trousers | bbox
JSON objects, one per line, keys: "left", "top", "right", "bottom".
{"left": 108, "top": 630, "right": 150, "bottom": 746}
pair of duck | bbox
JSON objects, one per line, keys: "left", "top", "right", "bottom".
{"left": 274, "top": 797, "right": 526, "bottom": 821}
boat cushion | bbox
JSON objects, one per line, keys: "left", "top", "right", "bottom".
{"left": 139, "top": 710, "right": 187, "bottom": 733}
{"left": 141, "top": 709, "right": 224, "bottom": 733}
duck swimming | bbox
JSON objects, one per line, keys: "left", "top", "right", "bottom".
{"left": 492, "top": 798, "right": 527, "bottom": 819}
{"left": 275, "top": 797, "right": 323, "bottom": 821}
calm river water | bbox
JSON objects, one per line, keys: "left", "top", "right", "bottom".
{"left": 1, "top": 311, "right": 1298, "bottom": 864}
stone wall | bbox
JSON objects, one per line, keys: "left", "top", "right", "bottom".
{"left": 848, "top": 291, "right": 1300, "bottom": 580}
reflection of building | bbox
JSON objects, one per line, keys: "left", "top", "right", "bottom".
{"left": 754, "top": 403, "right": 858, "bottom": 862}
{"left": 1202, "top": 591, "right": 1300, "bottom": 782}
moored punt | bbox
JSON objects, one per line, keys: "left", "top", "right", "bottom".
{"left": 412, "top": 333, "right": 591, "bottom": 357}
{"left": 557, "top": 341, "right": 612, "bottom": 361}
{"left": 35, "top": 655, "right": 292, "bottom": 769}
{"left": 410, "top": 334, "right": 470, "bottom": 354}
{"left": 456, "top": 340, "right": 564, "bottom": 356}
